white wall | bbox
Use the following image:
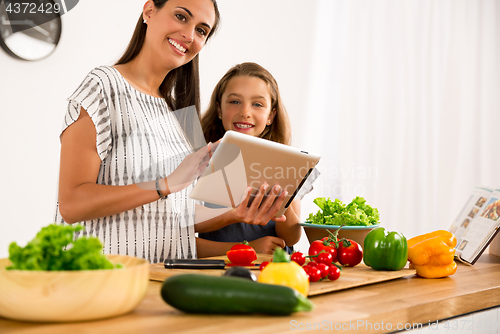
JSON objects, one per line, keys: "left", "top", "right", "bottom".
{"left": 0, "top": 0, "right": 317, "bottom": 257}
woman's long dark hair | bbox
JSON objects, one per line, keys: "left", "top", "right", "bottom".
{"left": 115, "top": 0, "right": 220, "bottom": 116}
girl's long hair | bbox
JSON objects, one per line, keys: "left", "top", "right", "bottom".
{"left": 201, "top": 62, "right": 291, "bottom": 145}
{"left": 115, "top": 0, "right": 220, "bottom": 116}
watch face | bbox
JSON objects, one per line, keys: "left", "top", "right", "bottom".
{"left": 0, "top": 0, "right": 62, "bottom": 61}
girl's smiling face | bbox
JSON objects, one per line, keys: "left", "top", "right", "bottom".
{"left": 219, "top": 75, "right": 276, "bottom": 137}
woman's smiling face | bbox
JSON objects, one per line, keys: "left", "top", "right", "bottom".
{"left": 219, "top": 75, "right": 276, "bottom": 137}
{"left": 143, "top": 0, "right": 216, "bottom": 70}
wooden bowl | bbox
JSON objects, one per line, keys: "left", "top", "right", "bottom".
{"left": 0, "top": 254, "right": 149, "bottom": 322}
{"left": 300, "top": 222, "right": 380, "bottom": 247}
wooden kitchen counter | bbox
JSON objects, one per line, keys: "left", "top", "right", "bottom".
{"left": 1, "top": 254, "right": 499, "bottom": 334}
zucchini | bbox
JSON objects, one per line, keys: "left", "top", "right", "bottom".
{"left": 161, "top": 274, "right": 314, "bottom": 315}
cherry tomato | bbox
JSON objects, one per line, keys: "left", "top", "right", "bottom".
{"left": 329, "top": 247, "right": 338, "bottom": 263}
{"left": 337, "top": 239, "right": 363, "bottom": 267}
{"left": 306, "top": 261, "right": 318, "bottom": 267}
{"left": 306, "top": 266, "right": 322, "bottom": 282}
{"left": 309, "top": 240, "right": 338, "bottom": 263}
{"left": 290, "top": 252, "right": 306, "bottom": 266}
{"left": 301, "top": 265, "right": 313, "bottom": 278}
{"left": 300, "top": 266, "right": 310, "bottom": 280}
{"left": 309, "top": 240, "right": 334, "bottom": 255}
{"left": 259, "top": 261, "right": 270, "bottom": 271}
{"left": 315, "top": 252, "right": 333, "bottom": 265}
{"left": 328, "top": 265, "right": 341, "bottom": 281}
{"left": 316, "top": 263, "right": 329, "bottom": 279}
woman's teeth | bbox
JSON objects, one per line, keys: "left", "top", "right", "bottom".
{"left": 235, "top": 123, "right": 253, "bottom": 129}
{"left": 168, "top": 39, "right": 186, "bottom": 53}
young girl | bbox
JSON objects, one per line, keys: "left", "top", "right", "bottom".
{"left": 196, "top": 62, "right": 304, "bottom": 256}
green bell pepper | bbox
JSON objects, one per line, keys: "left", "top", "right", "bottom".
{"left": 363, "top": 227, "right": 408, "bottom": 271}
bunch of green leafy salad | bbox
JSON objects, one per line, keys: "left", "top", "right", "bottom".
{"left": 7, "top": 224, "right": 122, "bottom": 271}
{"left": 306, "top": 196, "right": 380, "bottom": 226}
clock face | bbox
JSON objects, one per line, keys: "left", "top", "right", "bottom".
{"left": 0, "top": 0, "right": 62, "bottom": 61}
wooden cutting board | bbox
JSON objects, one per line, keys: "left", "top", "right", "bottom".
{"left": 150, "top": 254, "right": 416, "bottom": 297}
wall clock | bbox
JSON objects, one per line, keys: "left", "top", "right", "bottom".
{"left": 0, "top": 0, "right": 62, "bottom": 61}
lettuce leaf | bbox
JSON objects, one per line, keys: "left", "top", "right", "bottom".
{"left": 7, "top": 224, "right": 121, "bottom": 271}
{"left": 306, "top": 196, "right": 380, "bottom": 226}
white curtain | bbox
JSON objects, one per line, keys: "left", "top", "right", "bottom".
{"left": 299, "top": 0, "right": 500, "bottom": 239}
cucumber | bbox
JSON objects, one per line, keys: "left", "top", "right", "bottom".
{"left": 161, "top": 274, "right": 314, "bottom": 315}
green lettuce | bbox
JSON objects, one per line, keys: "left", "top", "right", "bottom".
{"left": 306, "top": 196, "right": 380, "bottom": 226}
{"left": 7, "top": 224, "right": 122, "bottom": 271}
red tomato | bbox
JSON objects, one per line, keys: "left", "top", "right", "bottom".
{"left": 306, "top": 261, "right": 318, "bottom": 267}
{"left": 316, "top": 263, "right": 329, "bottom": 279}
{"left": 290, "top": 252, "right": 306, "bottom": 266}
{"left": 315, "top": 252, "right": 333, "bottom": 265}
{"left": 306, "top": 266, "right": 322, "bottom": 282}
{"left": 226, "top": 242, "right": 257, "bottom": 266}
{"left": 328, "top": 265, "right": 341, "bottom": 281}
{"left": 308, "top": 240, "right": 338, "bottom": 262}
{"left": 330, "top": 247, "right": 338, "bottom": 263}
{"left": 259, "top": 261, "right": 270, "bottom": 271}
{"left": 230, "top": 243, "right": 253, "bottom": 251}
{"left": 301, "top": 265, "right": 312, "bottom": 278}
{"left": 301, "top": 266, "right": 310, "bottom": 280}
{"left": 337, "top": 239, "right": 363, "bottom": 267}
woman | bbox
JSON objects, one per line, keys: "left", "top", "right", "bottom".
{"left": 57, "top": 0, "right": 287, "bottom": 263}
{"left": 55, "top": 0, "right": 226, "bottom": 263}
{"left": 56, "top": 0, "right": 288, "bottom": 263}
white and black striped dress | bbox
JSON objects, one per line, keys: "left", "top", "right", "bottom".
{"left": 55, "top": 66, "right": 197, "bottom": 263}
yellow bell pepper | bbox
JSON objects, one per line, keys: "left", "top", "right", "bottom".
{"left": 258, "top": 248, "right": 309, "bottom": 297}
{"left": 407, "top": 230, "right": 455, "bottom": 248}
{"left": 407, "top": 230, "right": 457, "bottom": 278}
{"left": 409, "top": 261, "right": 457, "bottom": 279}
{"left": 426, "top": 252, "right": 456, "bottom": 266}
{"left": 407, "top": 238, "right": 456, "bottom": 265}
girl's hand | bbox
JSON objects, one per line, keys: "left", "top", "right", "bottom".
{"left": 164, "top": 142, "right": 219, "bottom": 194}
{"left": 248, "top": 236, "right": 286, "bottom": 254}
{"left": 231, "top": 183, "right": 287, "bottom": 226}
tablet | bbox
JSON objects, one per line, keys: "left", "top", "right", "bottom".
{"left": 189, "top": 130, "right": 321, "bottom": 217}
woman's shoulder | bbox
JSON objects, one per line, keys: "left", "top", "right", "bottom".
{"left": 73, "top": 65, "right": 124, "bottom": 94}
{"left": 69, "top": 66, "right": 122, "bottom": 101}
{"left": 84, "top": 65, "right": 121, "bottom": 82}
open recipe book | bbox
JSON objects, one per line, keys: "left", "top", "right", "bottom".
{"left": 448, "top": 186, "right": 500, "bottom": 265}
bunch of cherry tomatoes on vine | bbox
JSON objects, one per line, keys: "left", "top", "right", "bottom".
{"left": 259, "top": 228, "right": 363, "bottom": 282}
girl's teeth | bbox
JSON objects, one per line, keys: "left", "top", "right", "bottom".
{"left": 236, "top": 124, "right": 252, "bottom": 129}
{"left": 168, "top": 39, "right": 186, "bottom": 53}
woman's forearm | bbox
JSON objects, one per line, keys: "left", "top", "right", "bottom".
{"left": 58, "top": 181, "right": 164, "bottom": 224}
